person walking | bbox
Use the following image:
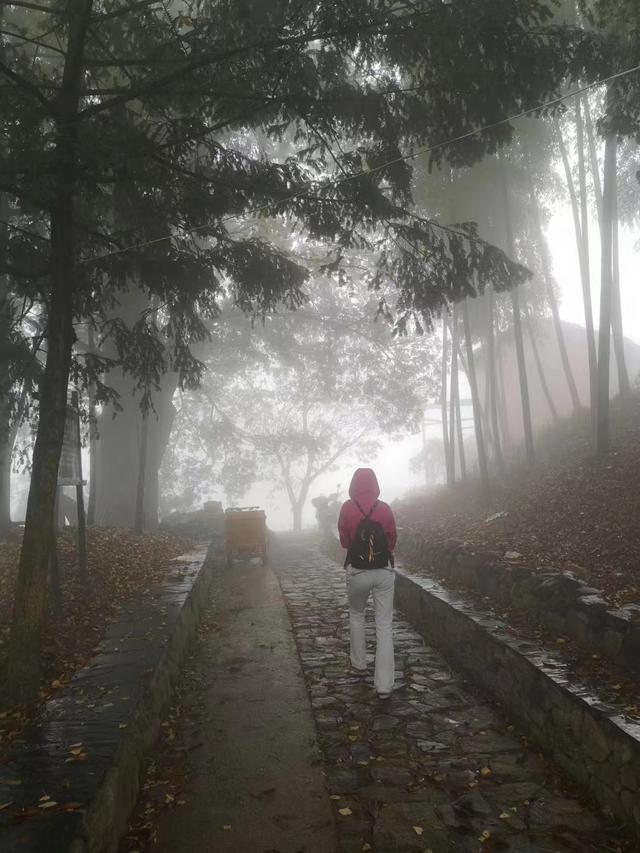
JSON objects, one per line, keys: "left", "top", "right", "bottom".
{"left": 338, "top": 468, "right": 397, "bottom": 699}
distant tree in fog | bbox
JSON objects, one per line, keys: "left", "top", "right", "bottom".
{"left": 165, "top": 281, "right": 439, "bottom": 530}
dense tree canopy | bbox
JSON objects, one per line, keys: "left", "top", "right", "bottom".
{"left": 1, "top": 0, "right": 637, "bottom": 700}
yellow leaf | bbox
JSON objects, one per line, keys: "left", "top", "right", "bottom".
{"left": 413, "top": 825, "right": 424, "bottom": 835}
{"left": 70, "top": 748, "right": 83, "bottom": 756}
{"left": 480, "top": 766, "right": 492, "bottom": 777}
{"left": 499, "top": 811, "right": 511, "bottom": 819}
{"left": 478, "top": 830, "right": 491, "bottom": 842}
{"left": 329, "top": 795, "right": 341, "bottom": 800}
{"left": 222, "top": 824, "right": 232, "bottom": 830}
{"left": 39, "top": 794, "right": 51, "bottom": 802}
{"left": 39, "top": 800, "right": 57, "bottom": 809}
{"left": 338, "top": 807, "right": 352, "bottom": 816}
{"left": 51, "top": 680, "right": 63, "bottom": 689}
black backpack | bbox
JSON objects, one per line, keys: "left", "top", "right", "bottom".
{"left": 345, "top": 500, "right": 390, "bottom": 569}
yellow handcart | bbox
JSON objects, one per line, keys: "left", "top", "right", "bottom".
{"left": 224, "top": 507, "right": 268, "bottom": 567}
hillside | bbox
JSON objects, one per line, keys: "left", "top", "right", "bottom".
{"left": 396, "top": 393, "right": 640, "bottom": 607}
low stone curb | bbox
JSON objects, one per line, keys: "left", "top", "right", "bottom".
{"left": 393, "top": 564, "right": 640, "bottom": 839}
{"left": 400, "top": 527, "right": 640, "bottom": 671}
{"left": 0, "top": 541, "right": 221, "bottom": 853}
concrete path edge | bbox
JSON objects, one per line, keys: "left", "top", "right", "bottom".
{"left": 75, "top": 543, "right": 221, "bottom": 853}
{"left": 393, "top": 566, "right": 640, "bottom": 839}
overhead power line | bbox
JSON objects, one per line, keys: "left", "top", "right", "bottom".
{"left": 31, "top": 60, "right": 640, "bottom": 263}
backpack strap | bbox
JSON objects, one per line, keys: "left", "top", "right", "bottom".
{"left": 353, "top": 499, "right": 378, "bottom": 520}
{"left": 345, "top": 500, "right": 379, "bottom": 569}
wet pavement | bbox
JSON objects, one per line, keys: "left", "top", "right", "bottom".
{"left": 273, "top": 539, "right": 629, "bottom": 853}
{"left": 124, "top": 538, "right": 631, "bottom": 853}
{"left": 129, "top": 549, "right": 336, "bottom": 853}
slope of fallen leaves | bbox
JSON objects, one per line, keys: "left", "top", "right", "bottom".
{"left": 396, "top": 394, "right": 640, "bottom": 608}
{"left": 0, "top": 527, "right": 193, "bottom": 753}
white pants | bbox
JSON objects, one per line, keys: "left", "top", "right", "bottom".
{"left": 347, "top": 568, "right": 395, "bottom": 694}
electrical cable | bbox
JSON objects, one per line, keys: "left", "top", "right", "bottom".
{"left": 79, "top": 60, "right": 640, "bottom": 264}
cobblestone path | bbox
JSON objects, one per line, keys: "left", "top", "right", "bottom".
{"left": 274, "top": 540, "right": 627, "bottom": 853}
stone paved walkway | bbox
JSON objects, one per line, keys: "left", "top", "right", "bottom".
{"left": 274, "top": 539, "right": 627, "bottom": 853}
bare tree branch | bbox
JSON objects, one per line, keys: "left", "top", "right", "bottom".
{"left": 0, "top": 58, "right": 54, "bottom": 111}
{"left": 1, "top": 0, "right": 61, "bottom": 13}
{"left": 0, "top": 27, "right": 67, "bottom": 55}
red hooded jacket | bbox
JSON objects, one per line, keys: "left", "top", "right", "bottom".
{"left": 338, "top": 468, "right": 397, "bottom": 555}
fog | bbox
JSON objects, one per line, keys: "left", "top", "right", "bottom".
{"left": 3, "top": 0, "right": 640, "bottom": 547}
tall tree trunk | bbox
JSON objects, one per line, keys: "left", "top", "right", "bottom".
{"left": 525, "top": 309, "right": 558, "bottom": 421}
{"left": 0, "top": 431, "right": 10, "bottom": 536}
{"left": 454, "top": 374, "right": 466, "bottom": 481}
{"left": 133, "top": 413, "right": 149, "bottom": 534}
{"left": 485, "top": 287, "right": 504, "bottom": 472}
{"left": 440, "top": 320, "right": 453, "bottom": 484}
{"left": 6, "top": 0, "right": 93, "bottom": 704}
{"left": 556, "top": 117, "right": 598, "bottom": 425}
{"left": 584, "top": 98, "right": 630, "bottom": 398}
{"left": 94, "top": 285, "right": 177, "bottom": 529}
{"left": 0, "top": 291, "right": 10, "bottom": 533}
{"left": 87, "top": 325, "right": 98, "bottom": 526}
{"left": 610, "top": 173, "right": 630, "bottom": 397}
{"left": 0, "top": 8, "right": 11, "bottom": 535}
{"left": 449, "top": 311, "right": 467, "bottom": 481}
{"left": 500, "top": 158, "right": 535, "bottom": 463}
{"left": 462, "top": 299, "right": 489, "bottom": 491}
{"left": 596, "top": 134, "right": 617, "bottom": 457}
{"left": 95, "top": 378, "right": 177, "bottom": 528}
{"left": 494, "top": 328, "right": 511, "bottom": 448}
{"left": 448, "top": 310, "right": 459, "bottom": 481}
{"left": 528, "top": 191, "right": 581, "bottom": 412}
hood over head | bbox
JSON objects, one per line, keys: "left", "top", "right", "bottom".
{"left": 348, "top": 468, "right": 380, "bottom": 500}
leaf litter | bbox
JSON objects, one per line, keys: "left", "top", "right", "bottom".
{"left": 0, "top": 528, "right": 193, "bottom": 760}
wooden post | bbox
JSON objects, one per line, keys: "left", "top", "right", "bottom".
{"left": 70, "top": 392, "right": 87, "bottom": 578}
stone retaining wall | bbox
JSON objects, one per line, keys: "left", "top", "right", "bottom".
{"left": 399, "top": 527, "right": 640, "bottom": 671}
{"left": 393, "top": 567, "right": 640, "bottom": 839}
{"left": 0, "top": 540, "right": 221, "bottom": 853}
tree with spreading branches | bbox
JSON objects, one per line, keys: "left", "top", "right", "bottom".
{"left": 0, "top": 0, "right": 601, "bottom": 699}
